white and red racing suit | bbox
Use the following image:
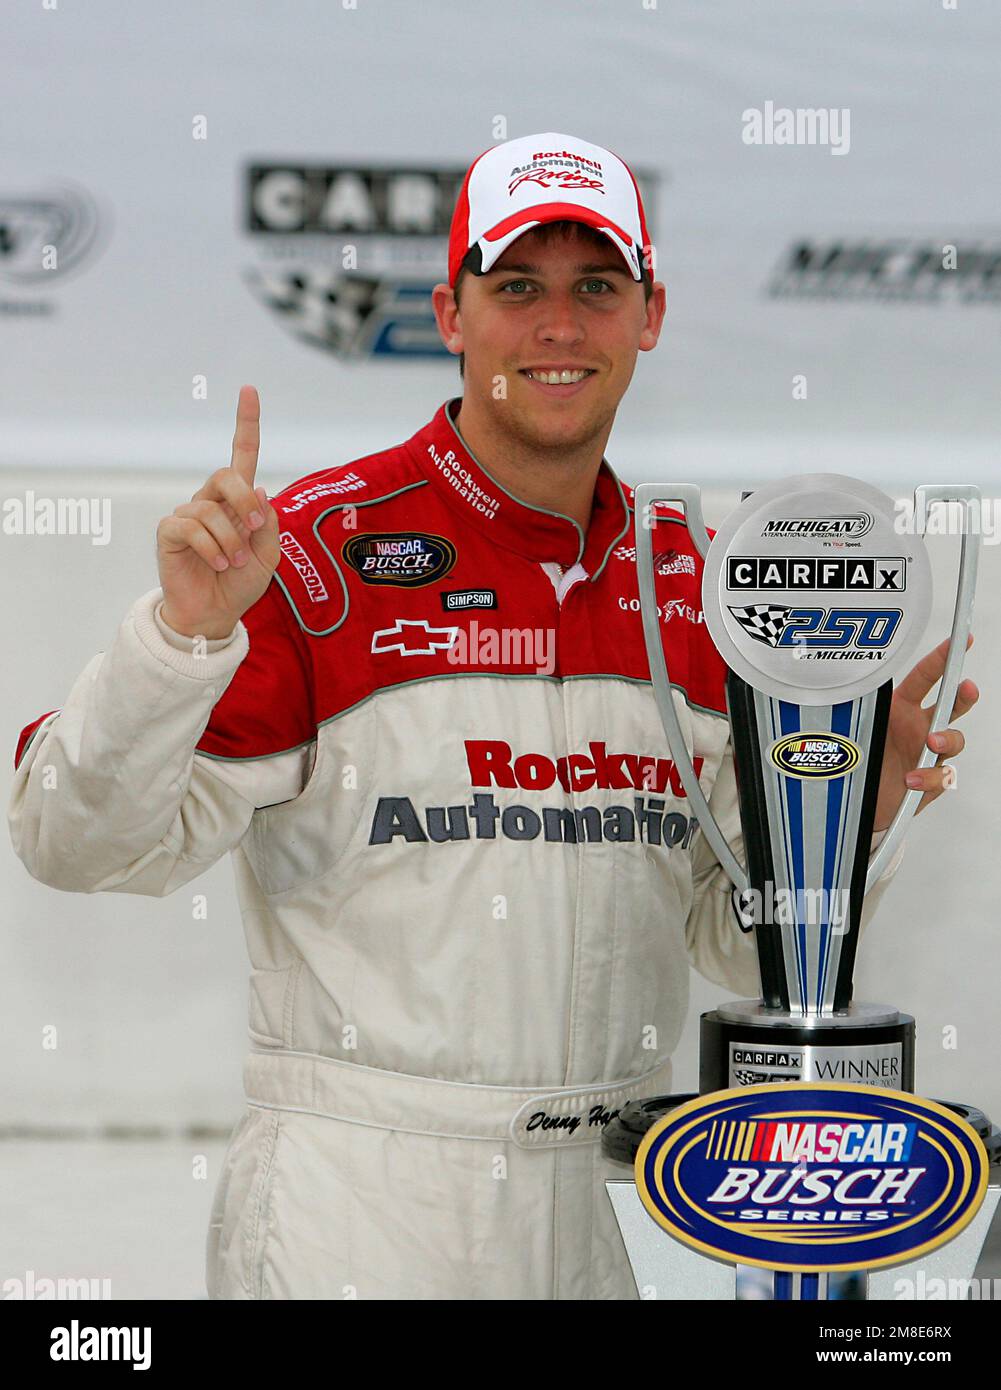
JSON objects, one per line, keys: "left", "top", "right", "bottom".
{"left": 8, "top": 398, "right": 905, "bottom": 1299}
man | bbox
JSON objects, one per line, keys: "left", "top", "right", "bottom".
{"left": 8, "top": 132, "right": 976, "bottom": 1300}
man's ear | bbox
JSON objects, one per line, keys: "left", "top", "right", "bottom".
{"left": 638, "top": 281, "right": 667, "bottom": 353}
{"left": 431, "top": 283, "right": 463, "bottom": 356}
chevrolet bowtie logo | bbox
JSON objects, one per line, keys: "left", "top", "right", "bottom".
{"left": 371, "top": 618, "right": 459, "bottom": 657}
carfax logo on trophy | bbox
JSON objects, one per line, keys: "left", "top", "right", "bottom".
{"left": 726, "top": 557, "right": 906, "bottom": 592}
{"left": 731, "top": 1047, "right": 804, "bottom": 1085}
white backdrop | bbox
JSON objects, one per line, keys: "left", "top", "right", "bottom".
{"left": 2, "top": 0, "right": 999, "bottom": 481}
{"left": 2, "top": 0, "right": 999, "bottom": 1145}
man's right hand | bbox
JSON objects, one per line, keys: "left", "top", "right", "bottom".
{"left": 157, "top": 386, "right": 281, "bottom": 639}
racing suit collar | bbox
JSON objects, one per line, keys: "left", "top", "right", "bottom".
{"left": 411, "top": 398, "right": 631, "bottom": 576}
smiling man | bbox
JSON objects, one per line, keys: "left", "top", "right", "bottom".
{"left": 437, "top": 136, "right": 664, "bottom": 534}
{"left": 8, "top": 131, "right": 976, "bottom": 1301}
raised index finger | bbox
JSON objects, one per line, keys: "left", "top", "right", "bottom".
{"left": 230, "top": 384, "right": 261, "bottom": 486}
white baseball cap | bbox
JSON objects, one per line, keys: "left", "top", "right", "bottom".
{"left": 447, "top": 131, "right": 653, "bottom": 286}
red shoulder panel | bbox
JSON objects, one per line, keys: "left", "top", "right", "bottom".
{"left": 195, "top": 581, "right": 315, "bottom": 760}
{"left": 14, "top": 710, "right": 59, "bottom": 770}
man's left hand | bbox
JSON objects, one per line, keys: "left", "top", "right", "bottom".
{"left": 874, "top": 633, "right": 979, "bottom": 834}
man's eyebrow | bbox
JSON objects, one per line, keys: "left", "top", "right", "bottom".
{"left": 574, "top": 262, "right": 632, "bottom": 277}
{"left": 485, "top": 262, "right": 542, "bottom": 275}
{"left": 485, "top": 261, "right": 631, "bottom": 277}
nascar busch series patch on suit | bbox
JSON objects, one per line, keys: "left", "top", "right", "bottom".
{"left": 635, "top": 1083, "right": 988, "bottom": 1272}
{"left": 342, "top": 532, "right": 457, "bottom": 587}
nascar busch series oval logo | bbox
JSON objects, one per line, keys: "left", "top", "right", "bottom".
{"left": 342, "top": 532, "right": 456, "bottom": 587}
{"left": 768, "top": 732, "right": 862, "bottom": 780}
{"left": 635, "top": 1084, "right": 988, "bottom": 1272}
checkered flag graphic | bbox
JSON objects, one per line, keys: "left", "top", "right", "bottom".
{"left": 733, "top": 1069, "right": 792, "bottom": 1085}
{"left": 727, "top": 603, "right": 794, "bottom": 648}
{"left": 245, "top": 267, "right": 383, "bottom": 357}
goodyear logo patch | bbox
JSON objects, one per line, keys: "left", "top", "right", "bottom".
{"left": 635, "top": 1084, "right": 988, "bottom": 1272}
{"left": 342, "top": 532, "right": 456, "bottom": 587}
{"left": 769, "top": 732, "right": 862, "bottom": 779}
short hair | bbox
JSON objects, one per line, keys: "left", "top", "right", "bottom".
{"left": 451, "top": 220, "right": 653, "bottom": 378}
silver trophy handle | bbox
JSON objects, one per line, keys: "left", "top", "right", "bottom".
{"left": 865, "top": 485, "right": 981, "bottom": 891}
{"left": 634, "top": 483, "right": 749, "bottom": 895}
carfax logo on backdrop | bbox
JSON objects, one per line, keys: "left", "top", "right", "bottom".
{"left": 636, "top": 1084, "right": 989, "bottom": 1272}
{"left": 767, "top": 238, "right": 1001, "bottom": 306}
{"left": 243, "top": 160, "right": 659, "bottom": 359}
{"left": 243, "top": 163, "right": 467, "bottom": 358}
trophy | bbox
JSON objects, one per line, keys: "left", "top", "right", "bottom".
{"left": 603, "top": 475, "right": 1000, "bottom": 1300}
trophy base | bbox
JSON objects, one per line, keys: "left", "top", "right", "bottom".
{"left": 699, "top": 1000, "right": 915, "bottom": 1093}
